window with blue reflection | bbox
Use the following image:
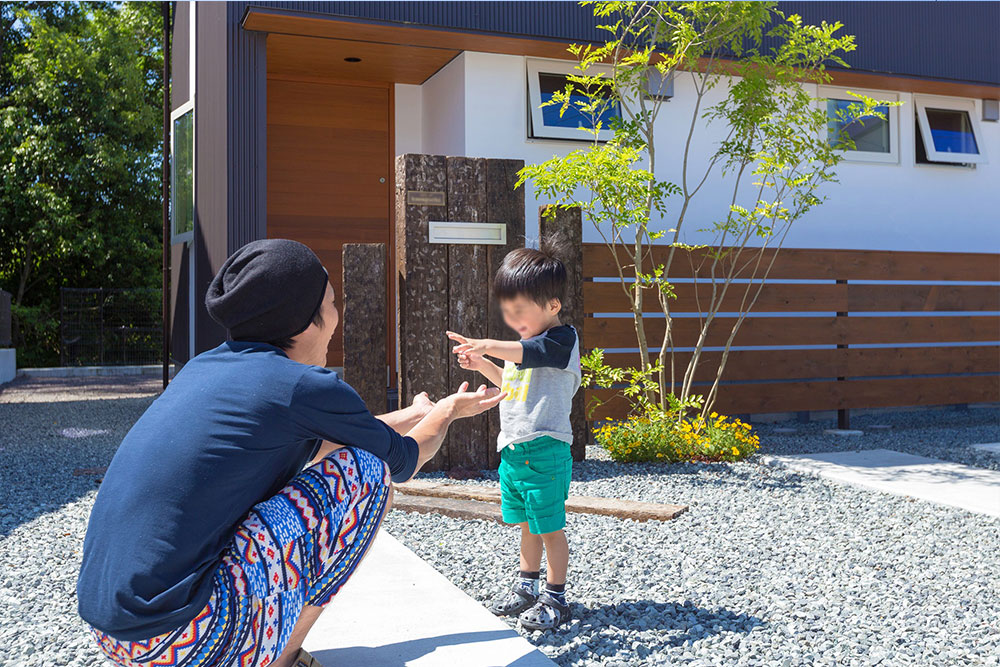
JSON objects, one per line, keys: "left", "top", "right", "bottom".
{"left": 826, "top": 99, "right": 889, "bottom": 153}
{"left": 925, "top": 108, "right": 979, "bottom": 154}
{"left": 538, "top": 73, "right": 620, "bottom": 130}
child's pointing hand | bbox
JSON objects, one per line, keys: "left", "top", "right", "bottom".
{"left": 446, "top": 331, "right": 488, "bottom": 356}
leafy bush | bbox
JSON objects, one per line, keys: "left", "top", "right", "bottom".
{"left": 594, "top": 412, "right": 760, "bottom": 463}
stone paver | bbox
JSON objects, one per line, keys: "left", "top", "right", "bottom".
{"left": 393, "top": 494, "right": 504, "bottom": 523}
{"left": 396, "top": 480, "right": 687, "bottom": 521}
{"left": 763, "top": 448, "right": 1000, "bottom": 517}
{"left": 302, "top": 532, "right": 554, "bottom": 666}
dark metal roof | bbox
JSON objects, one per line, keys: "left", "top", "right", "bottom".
{"left": 241, "top": 1, "right": 999, "bottom": 86}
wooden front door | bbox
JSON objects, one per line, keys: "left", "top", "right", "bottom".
{"left": 267, "top": 78, "right": 393, "bottom": 371}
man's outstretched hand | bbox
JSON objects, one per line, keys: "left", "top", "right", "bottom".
{"left": 405, "top": 382, "right": 506, "bottom": 477}
{"left": 444, "top": 381, "right": 506, "bottom": 419}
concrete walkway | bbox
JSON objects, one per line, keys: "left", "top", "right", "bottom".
{"left": 971, "top": 442, "right": 1000, "bottom": 456}
{"left": 763, "top": 449, "right": 1000, "bottom": 518}
{"left": 302, "top": 532, "right": 555, "bottom": 667}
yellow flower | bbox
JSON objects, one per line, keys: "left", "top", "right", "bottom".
{"left": 732, "top": 447, "right": 739, "bottom": 456}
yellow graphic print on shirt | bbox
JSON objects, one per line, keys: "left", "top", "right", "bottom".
{"left": 501, "top": 364, "right": 532, "bottom": 403}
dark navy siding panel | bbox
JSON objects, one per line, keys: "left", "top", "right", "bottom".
{"left": 777, "top": 2, "right": 998, "bottom": 85}
{"left": 227, "top": 3, "right": 267, "bottom": 254}
{"left": 171, "top": 1, "right": 189, "bottom": 110}
{"left": 242, "top": 1, "right": 604, "bottom": 42}
{"left": 233, "top": 1, "right": 999, "bottom": 85}
{"left": 194, "top": 1, "right": 230, "bottom": 355}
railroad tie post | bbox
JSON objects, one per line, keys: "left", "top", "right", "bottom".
{"left": 342, "top": 243, "right": 388, "bottom": 415}
{"left": 539, "top": 205, "right": 587, "bottom": 462}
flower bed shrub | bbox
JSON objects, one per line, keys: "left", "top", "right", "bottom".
{"left": 594, "top": 413, "right": 760, "bottom": 463}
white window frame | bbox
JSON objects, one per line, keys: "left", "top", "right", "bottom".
{"left": 526, "top": 57, "right": 618, "bottom": 142}
{"left": 914, "top": 95, "right": 987, "bottom": 165}
{"left": 170, "top": 99, "right": 195, "bottom": 245}
{"left": 817, "top": 86, "right": 898, "bottom": 164}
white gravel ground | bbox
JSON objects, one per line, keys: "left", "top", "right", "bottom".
{"left": 1, "top": 379, "right": 997, "bottom": 667}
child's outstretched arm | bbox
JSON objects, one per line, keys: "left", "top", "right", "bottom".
{"left": 446, "top": 331, "right": 523, "bottom": 364}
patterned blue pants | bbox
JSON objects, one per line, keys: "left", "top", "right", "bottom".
{"left": 90, "top": 447, "right": 392, "bottom": 667}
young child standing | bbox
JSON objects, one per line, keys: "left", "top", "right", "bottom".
{"left": 446, "top": 246, "right": 580, "bottom": 631}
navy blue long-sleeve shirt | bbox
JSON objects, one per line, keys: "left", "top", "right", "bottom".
{"left": 77, "top": 341, "right": 418, "bottom": 640}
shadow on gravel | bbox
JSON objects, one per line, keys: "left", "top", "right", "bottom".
{"left": 568, "top": 598, "right": 764, "bottom": 651}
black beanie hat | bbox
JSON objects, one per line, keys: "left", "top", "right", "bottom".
{"left": 205, "top": 239, "right": 329, "bottom": 342}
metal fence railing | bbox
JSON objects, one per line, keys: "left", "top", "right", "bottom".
{"left": 60, "top": 288, "right": 162, "bottom": 366}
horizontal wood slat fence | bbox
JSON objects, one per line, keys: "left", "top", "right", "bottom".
{"left": 583, "top": 244, "right": 1000, "bottom": 421}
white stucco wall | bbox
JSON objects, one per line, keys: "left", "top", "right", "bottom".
{"left": 419, "top": 53, "right": 466, "bottom": 157}
{"left": 398, "top": 51, "right": 1000, "bottom": 254}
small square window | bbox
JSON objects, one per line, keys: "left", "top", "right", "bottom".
{"left": 527, "top": 58, "right": 620, "bottom": 141}
{"left": 171, "top": 102, "right": 194, "bottom": 242}
{"left": 818, "top": 87, "right": 898, "bottom": 163}
{"left": 827, "top": 100, "right": 890, "bottom": 152}
{"left": 914, "top": 96, "right": 986, "bottom": 165}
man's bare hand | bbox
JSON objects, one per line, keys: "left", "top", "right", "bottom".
{"left": 443, "top": 381, "right": 506, "bottom": 419}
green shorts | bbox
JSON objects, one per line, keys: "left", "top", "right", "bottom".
{"left": 499, "top": 436, "right": 573, "bottom": 535}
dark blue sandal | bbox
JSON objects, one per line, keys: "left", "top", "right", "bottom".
{"left": 489, "top": 584, "right": 537, "bottom": 617}
{"left": 518, "top": 591, "right": 570, "bottom": 631}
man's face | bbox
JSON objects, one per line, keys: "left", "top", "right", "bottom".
{"left": 500, "top": 294, "right": 560, "bottom": 340}
{"left": 314, "top": 282, "right": 339, "bottom": 357}
{"left": 290, "top": 281, "right": 338, "bottom": 366}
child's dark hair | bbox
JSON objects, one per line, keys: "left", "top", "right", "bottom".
{"left": 493, "top": 243, "right": 567, "bottom": 306}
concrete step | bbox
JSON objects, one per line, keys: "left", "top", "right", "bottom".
{"left": 396, "top": 480, "right": 687, "bottom": 522}
{"left": 302, "top": 532, "right": 555, "bottom": 666}
{"left": 763, "top": 449, "right": 1000, "bottom": 517}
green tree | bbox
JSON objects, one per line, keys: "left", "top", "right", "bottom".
{"left": 519, "top": 1, "right": 898, "bottom": 421}
{"left": 0, "top": 1, "right": 162, "bottom": 366}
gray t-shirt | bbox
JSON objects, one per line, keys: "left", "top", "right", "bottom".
{"left": 497, "top": 324, "right": 581, "bottom": 451}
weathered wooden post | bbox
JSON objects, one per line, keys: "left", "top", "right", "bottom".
{"left": 539, "top": 205, "right": 587, "bottom": 462}
{"left": 396, "top": 154, "right": 527, "bottom": 471}
{"left": 445, "top": 157, "right": 490, "bottom": 470}
{"left": 342, "top": 243, "right": 387, "bottom": 414}
{"left": 396, "top": 154, "right": 451, "bottom": 470}
{"left": 485, "top": 159, "right": 526, "bottom": 469}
